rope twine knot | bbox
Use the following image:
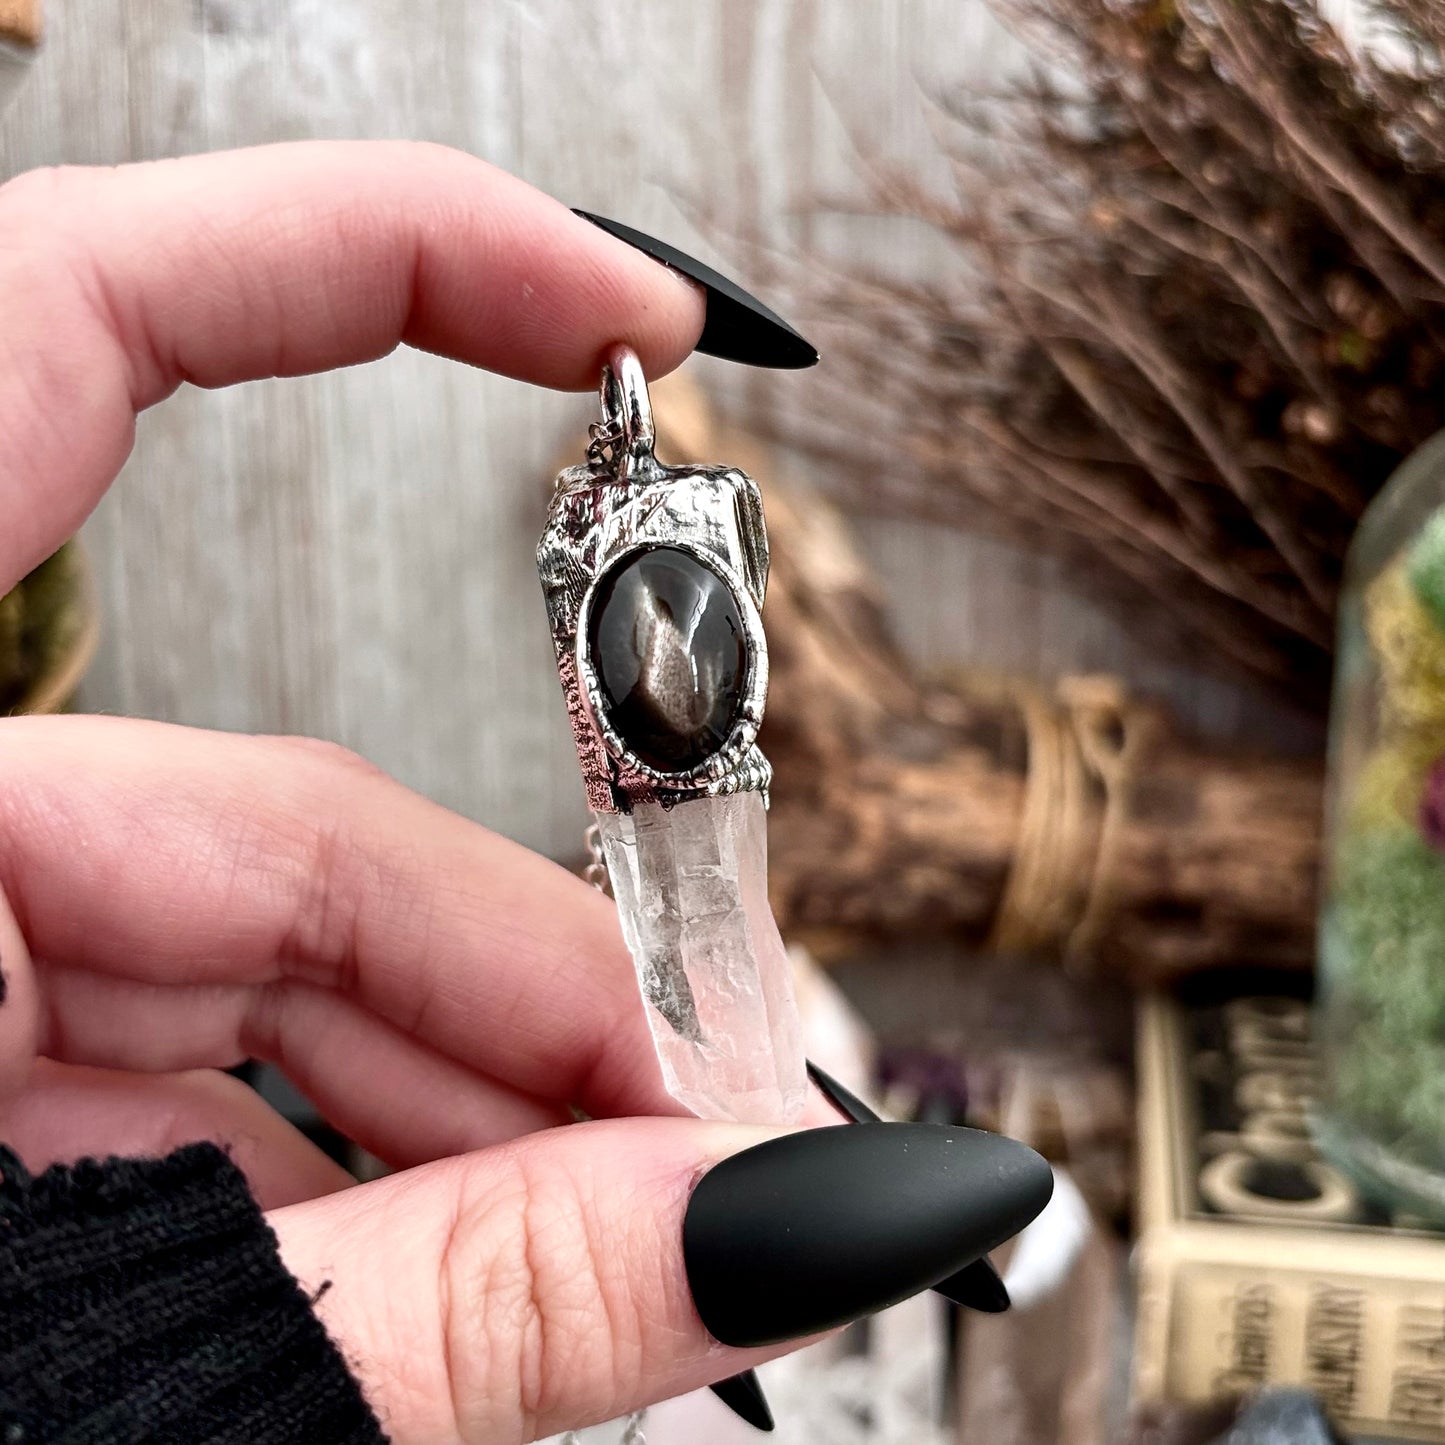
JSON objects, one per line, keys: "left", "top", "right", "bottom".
{"left": 984, "top": 673, "right": 1158, "bottom": 970}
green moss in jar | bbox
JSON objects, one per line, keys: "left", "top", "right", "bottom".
{"left": 1312, "top": 434, "right": 1445, "bottom": 1218}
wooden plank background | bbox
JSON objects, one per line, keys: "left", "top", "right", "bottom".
{"left": 0, "top": 0, "right": 1322, "bottom": 862}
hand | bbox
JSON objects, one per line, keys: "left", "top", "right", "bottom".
{"left": 0, "top": 140, "right": 809, "bottom": 1442}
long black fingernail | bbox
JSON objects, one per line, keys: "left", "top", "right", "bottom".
{"left": 806, "top": 1058, "right": 875, "bottom": 1125}
{"left": 807, "top": 1060, "right": 1014, "bottom": 1313}
{"left": 934, "top": 1255, "right": 1010, "bottom": 1313}
{"left": 683, "top": 1122, "right": 1052, "bottom": 1348}
{"left": 572, "top": 210, "right": 819, "bottom": 370}
{"left": 709, "top": 1370, "right": 774, "bottom": 1432}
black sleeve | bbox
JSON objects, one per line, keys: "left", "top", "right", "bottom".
{"left": 0, "top": 1141, "right": 389, "bottom": 1444}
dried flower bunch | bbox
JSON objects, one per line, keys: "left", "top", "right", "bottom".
{"left": 795, "top": 0, "right": 1445, "bottom": 702}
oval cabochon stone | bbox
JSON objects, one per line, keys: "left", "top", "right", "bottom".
{"left": 589, "top": 547, "right": 748, "bottom": 773}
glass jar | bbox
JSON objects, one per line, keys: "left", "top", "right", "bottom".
{"left": 1314, "top": 429, "right": 1445, "bottom": 1222}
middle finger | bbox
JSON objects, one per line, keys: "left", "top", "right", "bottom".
{"left": 36, "top": 968, "right": 571, "bottom": 1166}
{"left": 1, "top": 714, "right": 670, "bottom": 1119}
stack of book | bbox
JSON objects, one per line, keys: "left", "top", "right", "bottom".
{"left": 1135, "top": 982, "right": 1445, "bottom": 1441}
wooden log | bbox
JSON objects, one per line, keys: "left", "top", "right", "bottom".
{"left": 650, "top": 374, "right": 1323, "bottom": 984}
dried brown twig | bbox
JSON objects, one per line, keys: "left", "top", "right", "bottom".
{"left": 786, "top": 0, "right": 1445, "bottom": 704}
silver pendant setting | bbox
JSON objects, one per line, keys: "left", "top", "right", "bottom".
{"left": 538, "top": 347, "right": 772, "bottom": 814}
{"left": 538, "top": 346, "right": 805, "bottom": 1125}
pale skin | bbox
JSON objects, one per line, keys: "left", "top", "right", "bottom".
{"left": 0, "top": 141, "right": 834, "bottom": 1444}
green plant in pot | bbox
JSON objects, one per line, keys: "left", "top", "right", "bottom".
{"left": 0, "top": 541, "right": 99, "bottom": 716}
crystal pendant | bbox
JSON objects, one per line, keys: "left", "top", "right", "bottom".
{"left": 538, "top": 345, "right": 806, "bottom": 1124}
{"left": 596, "top": 793, "right": 805, "bottom": 1125}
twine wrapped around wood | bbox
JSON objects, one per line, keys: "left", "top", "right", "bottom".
{"left": 649, "top": 374, "right": 1323, "bottom": 984}
{"left": 981, "top": 674, "right": 1157, "bottom": 970}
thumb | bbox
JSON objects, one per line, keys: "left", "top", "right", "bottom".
{"left": 269, "top": 1116, "right": 1052, "bottom": 1443}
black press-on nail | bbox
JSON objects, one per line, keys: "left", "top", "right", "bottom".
{"left": 805, "top": 1058, "right": 875, "bottom": 1125}
{"left": 807, "top": 1059, "right": 1014, "bottom": 1314}
{"left": 572, "top": 210, "right": 819, "bottom": 370}
{"left": 683, "top": 1122, "right": 1052, "bottom": 1349}
{"left": 935, "top": 1256, "right": 1011, "bottom": 1314}
{"left": 709, "top": 1370, "right": 774, "bottom": 1432}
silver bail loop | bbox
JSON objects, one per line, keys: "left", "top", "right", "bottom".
{"left": 599, "top": 343, "right": 656, "bottom": 479}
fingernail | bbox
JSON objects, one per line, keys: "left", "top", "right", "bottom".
{"left": 683, "top": 1122, "right": 1052, "bottom": 1348}
{"left": 571, "top": 210, "right": 819, "bottom": 370}
{"left": 709, "top": 1370, "right": 774, "bottom": 1432}
{"left": 934, "top": 1255, "right": 1010, "bottom": 1313}
{"left": 807, "top": 1060, "right": 1014, "bottom": 1313}
{"left": 806, "top": 1058, "right": 875, "bottom": 1125}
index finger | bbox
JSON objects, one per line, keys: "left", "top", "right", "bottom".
{"left": 0, "top": 140, "right": 705, "bottom": 589}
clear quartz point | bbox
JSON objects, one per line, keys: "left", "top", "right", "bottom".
{"left": 595, "top": 791, "right": 806, "bottom": 1125}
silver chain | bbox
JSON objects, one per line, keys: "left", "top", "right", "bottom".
{"left": 582, "top": 821, "right": 613, "bottom": 896}
{"left": 557, "top": 827, "right": 644, "bottom": 1445}
{"left": 557, "top": 351, "right": 648, "bottom": 1445}
{"left": 585, "top": 419, "right": 624, "bottom": 473}
{"left": 557, "top": 1411, "right": 646, "bottom": 1445}
{"left": 554, "top": 422, "right": 623, "bottom": 499}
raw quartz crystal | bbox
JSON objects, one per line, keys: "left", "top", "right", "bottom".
{"left": 595, "top": 790, "right": 806, "bottom": 1125}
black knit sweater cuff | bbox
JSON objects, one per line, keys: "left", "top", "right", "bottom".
{"left": 0, "top": 1141, "right": 388, "bottom": 1444}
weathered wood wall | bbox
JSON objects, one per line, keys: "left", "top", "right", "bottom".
{"left": 0, "top": 0, "right": 1322, "bottom": 862}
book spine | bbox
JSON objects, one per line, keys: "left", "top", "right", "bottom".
{"left": 1136, "top": 1239, "right": 1445, "bottom": 1442}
